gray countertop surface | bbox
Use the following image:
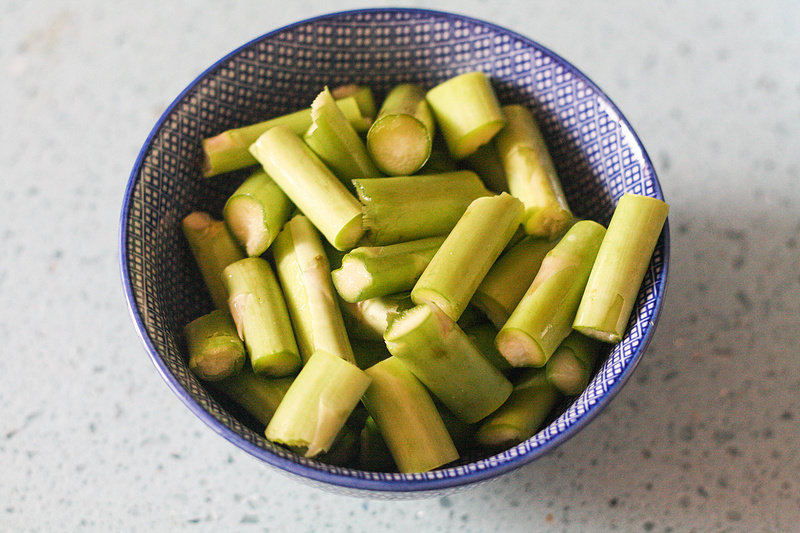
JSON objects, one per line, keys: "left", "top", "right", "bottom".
{"left": 2, "top": 1, "right": 798, "bottom": 531}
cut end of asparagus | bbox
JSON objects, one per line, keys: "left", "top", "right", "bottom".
{"left": 573, "top": 325, "right": 621, "bottom": 344}
{"left": 475, "top": 423, "right": 523, "bottom": 449}
{"left": 545, "top": 347, "right": 589, "bottom": 395}
{"left": 333, "top": 211, "right": 365, "bottom": 251}
{"left": 188, "top": 345, "right": 244, "bottom": 382}
{"left": 469, "top": 292, "right": 510, "bottom": 330}
{"left": 367, "top": 115, "right": 432, "bottom": 176}
{"left": 410, "top": 287, "right": 458, "bottom": 324}
{"left": 223, "top": 196, "right": 271, "bottom": 256}
{"left": 383, "top": 303, "right": 431, "bottom": 342}
{"left": 182, "top": 211, "right": 214, "bottom": 233}
{"left": 251, "top": 350, "right": 303, "bottom": 378}
{"left": 332, "top": 258, "right": 374, "bottom": 303}
{"left": 495, "top": 328, "right": 547, "bottom": 367}
{"left": 524, "top": 204, "right": 574, "bottom": 240}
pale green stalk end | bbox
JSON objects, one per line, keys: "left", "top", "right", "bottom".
{"left": 213, "top": 368, "right": 293, "bottom": 426}
{"left": 184, "top": 309, "right": 246, "bottom": 382}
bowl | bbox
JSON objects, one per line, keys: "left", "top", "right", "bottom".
{"left": 120, "top": 8, "right": 669, "bottom": 497}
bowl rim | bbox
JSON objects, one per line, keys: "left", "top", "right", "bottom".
{"left": 119, "top": 6, "right": 669, "bottom": 494}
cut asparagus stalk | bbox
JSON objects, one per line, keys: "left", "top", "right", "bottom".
{"left": 411, "top": 193, "right": 524, "bottom": 321}
{"left": 272, "top": 215, "right": 355, "bottom": 364}
{"left": 250, "top": 125, "right": 364, "bottom": 250}
{"left": 496, "top": 220, "right": 606, "bottom": 367}
{"left": 476, "top": 369, "right": 559, "bottom": 449}
{"left": 363, "top": 357, "right": 459, "bottom": 473}
{"left": 265, "top": 349, "right": 371, "bottom": 457}
{"left": 213, "top": 367, "right": 293, "bottom": 426}
{"left": 573, "top": 193, "right": 669, "bottom": 343}
{"left": 366, "top": 84, "right": 435, "bottom": 175}
{"left": 426, "top": 71, "right": 506, "bottom": 159}
{"left": 201, "top": 95, "right": 370, "bottom": 177}
{"left": 222, "top": 169, "right": 293, "bottom": 256}
{"left": 332, "top": 236, "right": 445, "bottom": 303}
{"left": 358, "top": 416, "right": 396, "bottom": 472}
{"left": 304, "top": 87, "right": 382, "bottom": 181}
{"left": 222, "top": 258, "right": 301, "bottom": 377}
{"left": 181, "top": 211, "right": 245, "bottom": 310}
{"left": 354, "top": 171, "right": 491, "bottom": 245}
{"left": 545, "top": 331, "right": 602, "bottom": 395}
{"left": 471, "top": 235, "right": 560, "bottom": 328}
{"left": 184, "top": 310, "right": 246, "bottom": 381}
{"left": 330, "top": 84, "right": 377, "bottom": 120}
{"left": 465, "top": 142, "right": 508, "bottom": 193}
{"left": 464, "top": 322, "right": 512, "bottom": 375}
{"left": 384, "top": 303, "right": 513, "bottom": 423}
{"left": 495, "top": 104, "right": 573, "bottom": 240}
{"left": 339, "top": 293, "right": 414, "bottom": 342}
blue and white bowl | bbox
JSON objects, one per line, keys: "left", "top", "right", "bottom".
{"left": 120, "top": 8, "right": 669, "bottom": 497}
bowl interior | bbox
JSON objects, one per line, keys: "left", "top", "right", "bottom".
{"left": 121, "top": 8, "right": 668, "bottom": 496}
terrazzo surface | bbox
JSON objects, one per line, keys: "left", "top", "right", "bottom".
{"left": 2, "top": 1, "right": 798, "bottom": 531}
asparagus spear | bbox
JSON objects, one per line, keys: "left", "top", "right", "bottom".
{"left": 213, "top": 367, "right": 293, "bottom": 425}
{"left": 181, "top": 211, "right": 245, "bottom": 310}
{"left": 354, "top": 171, "right": 491, "bottom": 245}
{"left": 573, "top": 193, "right": 669, "bottom": 342}
{"left": 362, "top": 357, "right": 459, "bottom": 473}
{"left": 201, "top": 95, "right": 371, "bottom": 177}
{"left": 465, "top": 142, "right": 508, "bottom": 193}
{"left": 426, "top": 71, "right": 506, "bottom": 159}
{"left": 184, "top": 310, "right": 246, "bottom": 381}
{"left": 496, "top": 220, "right": 606, "bottom": 367}
{"left": 411, "top": 193, "right": 524, "bottom": 322}
{"left": 339, "top": 293, "right": 414, "bottom": 342}
{"left": 222, "top": 169, "right": 293, "bottom": 256}
{"left": 476, "top": 369, "right": 559, "bottom": 449}
{"left": 366, "top": 84, "right": 435, "bottom": 175}
{"left": 545, "top": 331, "right": 602, "bottom": 395}
{"left": 272, "top": 215, "right": 355, "bottom": 364}
{"left": 471, "top": 235, "right": 560, "bottom": 328}
{"left": 330, "top": 84, "right": 377, "bottom": 119}
{"left": 304, "top": 87, "right": 382, "bottom": 181}
{"left": 250, "top": 125, "right": 364, "bottom": 250}
{"left": 384, "top": 303, "right": 513, "bottom": 423}
{"left": 332, "top": 236, "right": 445, "bottom": 302}
{"left": 222, "top": 258, "right": 301, "bottom": 377}
{"left": 358, "top": 415, "right": 396, "bottom": 472}
{"left": 495, "top": 104, "right": 573, "bottom": 240}
{"left": 265, "top": 349, "right": 371, "bottom": 457}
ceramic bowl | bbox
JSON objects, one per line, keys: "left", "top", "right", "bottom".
{"left": 120, "top": 8, "right": 669, "bottom": 497}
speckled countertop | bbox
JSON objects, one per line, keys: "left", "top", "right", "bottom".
{"left": 2, "top": 1, "right": 798, "bottom": 531}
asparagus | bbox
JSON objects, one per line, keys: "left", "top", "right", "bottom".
{"left": 250, "top": 125, "right": 364, "bottom": 250}
{"left": 222, "top": 258, "right": 301, "bottom": 377}
{"left": 181, "top": 211, "right": 245, "bottom": 310}
{"left": 573, "top": 193, "right": 669, "bottom": 343}
{"left": 304, "top": 87, "right": 382, "bottom": 181}
{"left": 464, "top": 322, "right": 512, "bottom": 376}
{"left": 265, "top": 349, "right": 371, "bottom": 457}
{"left": 358, "top": 416, "right": 396, "bottom": 472}
{"left": 545, "top": 331, "right": 602, "bottom": 395}
{"left": 495, "top": 104, "right": 573, "bottom": 240}
{"left": 330, "top": 84, "right": 377, "bottom": 119}
{"left": 272, "top": 215, "right": 355, "bottom": 364}
{"left": 411, "top": 193, "right": 524, "bottom": 322}
{"left": 384, "top": 303, "right": 513, "bottom": 423}
{"left": 339, "top": 293, "right": 414, "bottom": 342}
{"left": 213, "top": 367, "right": 293, "bottom": 425}
{"left": 366, "top": 84, "right": 435, "bottom": 175}
{"left": 354, "top": 171, "right": 491, "bottom": 245}
{"left": 184, "top": 310, "right": 246, "bottom": 381}
{"left": 222, "top": 169, "right": 293, "bottom": 256}
{"left": 332, "top": 236, "right": 445, "bottom": 303}
{"left": 201, "top": 95, "right": 371, "bottom": 177}
{"left": 362, "top": 357, "right": 459, "bottom": 473}
{"left": 465, "top": 142, "right": 508, "bottom": 193}
{"left": 496, "top": 220, "right": 606, "bottom": 367}
{"left": 471, "top": 235, "right": 560, "bottom": 328}
{"left": 426, "top": 71, "right": 506, "bottom": 159}
{"left": 476, "top": 369, "right": 559, "bottom": 449}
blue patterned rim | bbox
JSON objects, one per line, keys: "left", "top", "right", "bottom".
{"left": 120, "top": 8, "right": 669, "bottom": 496}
